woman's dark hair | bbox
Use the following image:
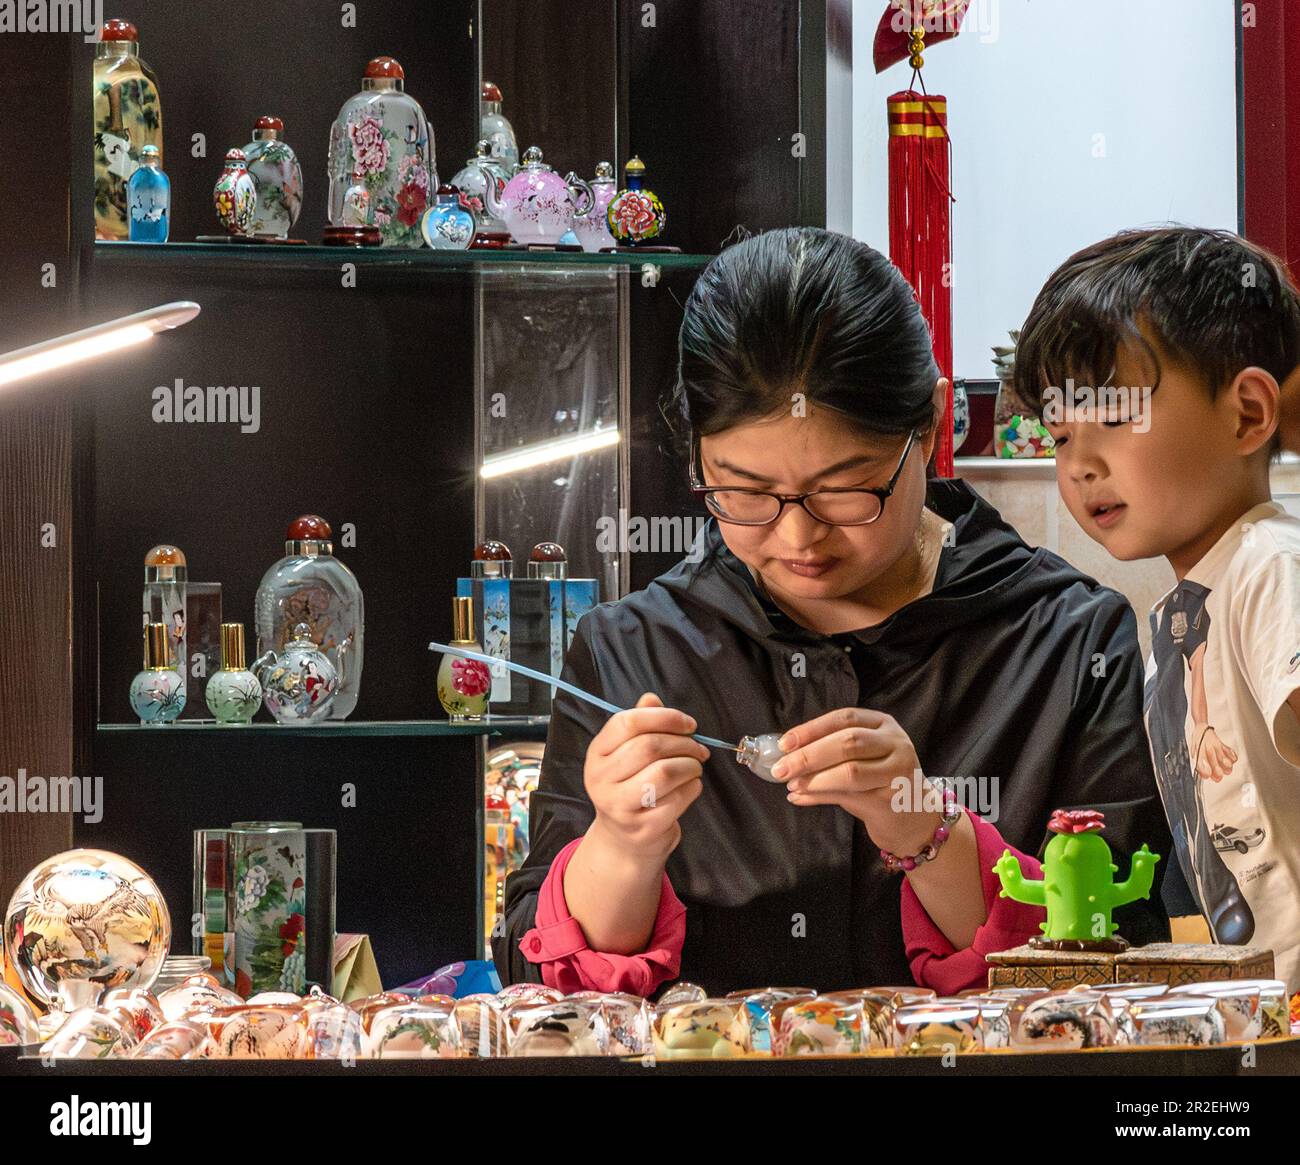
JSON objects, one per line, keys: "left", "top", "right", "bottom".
{"left": 668, "top": 228, "right": 940, "bottom": 447}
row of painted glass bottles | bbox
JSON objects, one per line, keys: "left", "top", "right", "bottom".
{"left": 133, "top": 517, "right": 362, "bottom": 725}
{"left": 131, "top": 618, "right": 336, "bottom": 725}
{"left": 96, "top": 20, "right": 665, "bottom": 250}
{"left": 94, "top": 19, "right": 511, "bottom": 246}
{"left": 134, "top": 533, "right": 576, "bottom": 725}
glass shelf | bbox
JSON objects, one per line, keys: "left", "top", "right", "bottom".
{"left": 95, "top": 716, "right": 551, "bottom": 738}
{"left": 956, "top": 456, "right": 1059, "bottom": 476}
{"left": 89, "top": 241, "right": 714, "bottom": 273}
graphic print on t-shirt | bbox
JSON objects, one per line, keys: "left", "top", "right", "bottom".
{"left": 1145, "top": 580, "right": 1256, "bottom": 944}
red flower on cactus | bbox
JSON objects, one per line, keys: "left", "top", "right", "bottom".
{"left": 396, "top": 180, "right": 428, "bottom": 227}
{"left": 279, "top": 912, "right": 305, "bottom": 957}
{"left": 451, "top": 657, "right": 490, "bottom": 697}
{"left": 1048, "top": 808, "right": 1106, "bottom": 835}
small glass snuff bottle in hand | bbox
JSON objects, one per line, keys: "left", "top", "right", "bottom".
{"left": 736, "top": 734, "right": 786, "bottom": 782}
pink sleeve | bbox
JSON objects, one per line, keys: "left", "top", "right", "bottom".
{"left": 900, "top": 810, "right": 1045, "bottom": 995}
{"left": 517, "top": 838, "right": 687, "bottom": 996}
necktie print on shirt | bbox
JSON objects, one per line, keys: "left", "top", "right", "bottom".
{"left": 1148, "top": 580, "right": 1255, "bottom": 945}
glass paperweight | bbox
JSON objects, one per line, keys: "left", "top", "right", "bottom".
{"left": 455, "top": 998, "right": 508, "bottom": 1058}
{"left": 820, "top": 989, "right": 894, "bottom": 1050}
{"left": 608, "top": 156, "right": 667, "bottom": 247}
{"left": 94, "top": 19, "right": 162, "bottom": 240}
{"left": 327, "top": 56, "right": 435, "bottom": 249}
{"left": 259, "top": 623, "right": 338, "bottom": 723}
{"left": 101, "top": 986, "right": 164, "bottom": 1045}
{"left": 1171, "top": 978, "right": 1289, "bottom": 1039}
{"left": 509, "top": 1000, "right": 607, "bottom": 1057}
{"left": 495, "top": 982, "right": 562, "bottom": 1008}
{"left": 1010, "top": 991, "right": 1117, "bottom": 1050}
{"left": 209, "top": 1006, "right": 310, "bottom": 1059}
{"left": 774, "top": 997, "right": 865, "bottom": 1056}
{"left": 480, "top": 81, "right": 519, "bottom": 171}
{"left": 255, "top": 514, "right": 363, "bottom": 719}
{"left": 867, "top": 984, "right": 937, "bottom": 1008}
{"left": 368, "top": 1001, "right": 461, "bottom": 1059}
{"left": 893, "top": 1002, "right": 983, "bottom": 1056}
{"left": 130, "top": 1019, "right": 208, "bottom": 1060}
{"left": 590, "top": 993, "right": 652, "bottom": 1056}
{"left": 127, "top": 144, "right": 170, "bottom": 243}
{"left": 131, "top": 621, "right": 185, "bottom": 723}
{"left": 213, "top": 148, "right": 257, "bottom": 236}
{"left": 1129, "top": 996, "right": 1226, "bottom": 1047}
{"left": 3, "top": 848, "right": 171, "bottom": 1011}
{"left": 652, "top": 1000, "right": 745, "bottom": 1060}
{"left": 657, "top": 981, "right": 708, "bottom": 1008}
{"left": 437, "top": 596, "right": 490, "bottom": 722}
{"left": 156, "top": 973, "right": 242, "bottom": 1023}
{"left": 959, "top": 996, "right": 1013, "bottom": 1049}
{"left": 205, "top": 623, "right": 262, "bottom": 724}
{"left": 305, "top": 1002, "right": 364, "bottom": 1060}
{"left": 40, "top": 1007, "right": 129, "bottom": 1060}
{"left": 243, "top": 116, "right": 304, "bottom": 240}
{"left": 350, "top": 992, "right": 419, "bottom": 1036}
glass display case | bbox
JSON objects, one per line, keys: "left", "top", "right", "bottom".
{"left": 476, "top": 265, "right": 628, "bottom": 599}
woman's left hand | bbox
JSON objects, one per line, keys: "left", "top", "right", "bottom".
{"left": 771, "top": 707, "right": 941, "bottom": 856}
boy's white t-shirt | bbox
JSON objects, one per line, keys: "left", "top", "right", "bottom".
{"left": 1145, "top": 502, "right": 1300, "bottom": 993}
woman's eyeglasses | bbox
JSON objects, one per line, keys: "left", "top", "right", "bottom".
{"left": 688, "top": 430, "right": 918, "bottom": 527}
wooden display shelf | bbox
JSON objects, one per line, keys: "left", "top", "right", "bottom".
{"left": 4, "top": 1037, "right": 1298, "bottom": 1076}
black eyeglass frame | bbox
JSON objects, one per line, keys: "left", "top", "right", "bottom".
{"left": 687, "top": 429, "right": 920, "bottom": 527}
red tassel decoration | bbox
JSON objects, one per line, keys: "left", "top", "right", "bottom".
{"left": 887, "top": 88, "right": 955, "bottom": 478}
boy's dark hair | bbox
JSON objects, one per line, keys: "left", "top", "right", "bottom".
{"left": 1013, "top": 227, "right": 1300, "bottom": 417}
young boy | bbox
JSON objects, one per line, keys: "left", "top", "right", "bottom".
{"left": 1014, "top": 227, "right": 1300, "bottom": 992}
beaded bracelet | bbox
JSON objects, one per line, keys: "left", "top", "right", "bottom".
{"left": 880, "top": 785, "right": 962, "bottom": 873}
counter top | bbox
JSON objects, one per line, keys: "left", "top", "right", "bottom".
{"left": 5, "top": 1039, "right": 1297, "bottom": 1076}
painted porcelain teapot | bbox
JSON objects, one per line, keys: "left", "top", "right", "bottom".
{"left": 483, "top": 146, "right": 593, "bottom": 246}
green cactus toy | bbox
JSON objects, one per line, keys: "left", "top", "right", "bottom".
{"left": 994, "top": 808, "right": 1159, "bottom": 950}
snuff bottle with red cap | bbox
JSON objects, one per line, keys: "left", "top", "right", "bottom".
{"left": 254, "top": 515, "right": 364, "bottom": 719}
{"left": 327, "top": 56, "right": 436, "bottom": 248}
{"left": 243, "top": 116, "right": 303, "bottom": 239}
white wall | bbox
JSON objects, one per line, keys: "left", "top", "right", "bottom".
{"left": 852, "top": 0, "right": 1240, "bottom": 379}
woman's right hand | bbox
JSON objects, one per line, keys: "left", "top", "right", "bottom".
{"left": 584, "top": 692, "right": 709, "bottom": 861}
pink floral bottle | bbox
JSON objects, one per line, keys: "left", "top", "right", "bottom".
{"left": 326, "top": 56, "right": 436, "bottom": 249}
{"left": 437, "top": 596, "right": 490, "bottom": 722}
